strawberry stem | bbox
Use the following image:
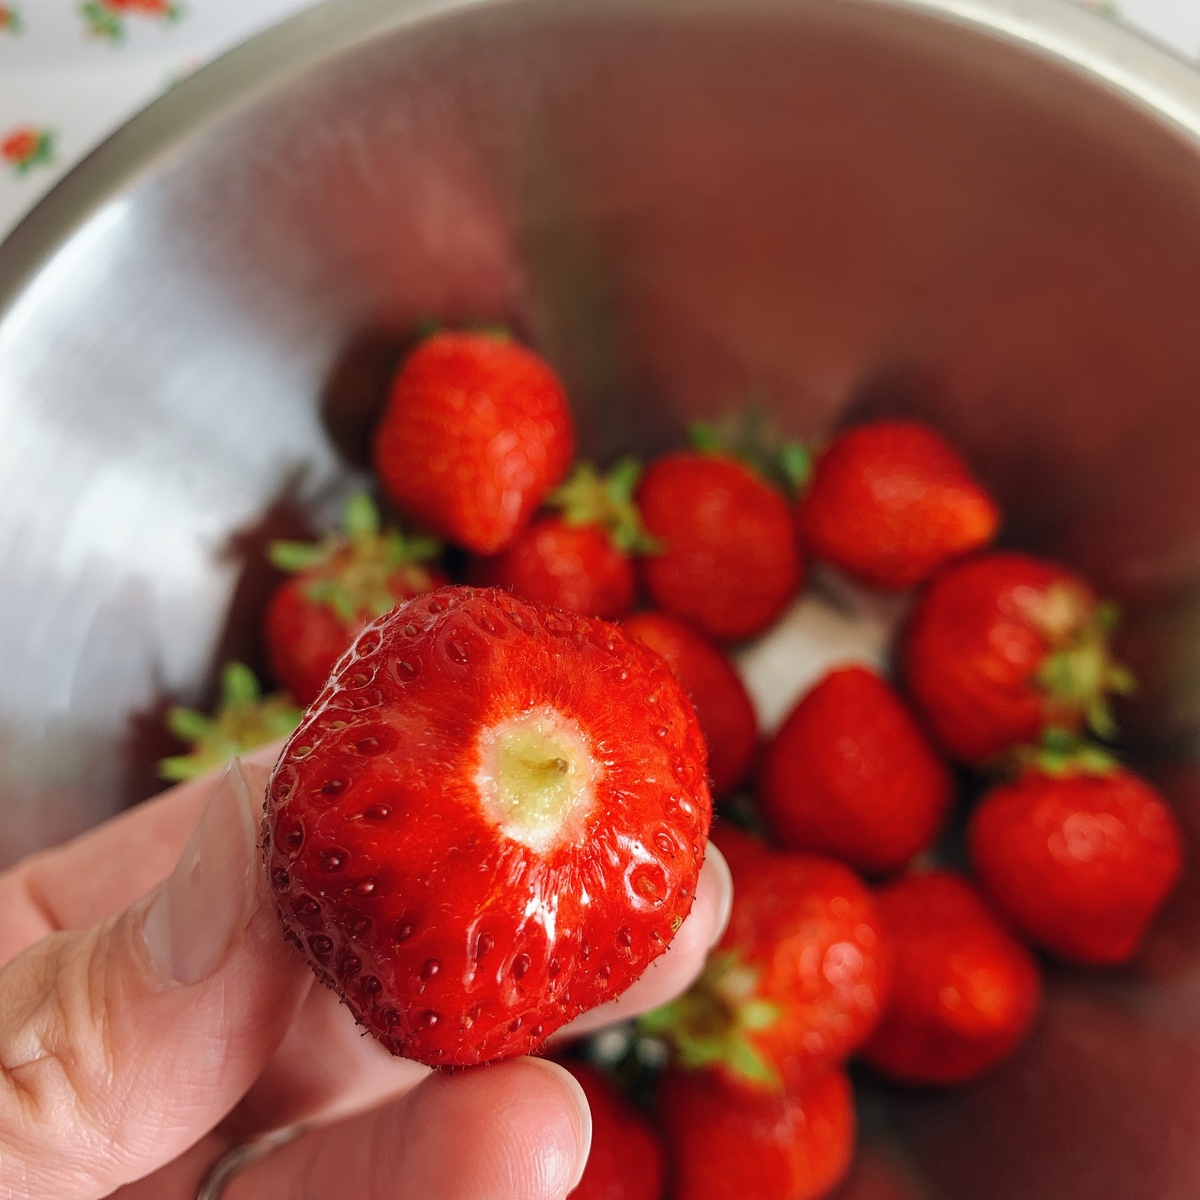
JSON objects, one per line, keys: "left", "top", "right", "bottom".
{"left": 547, "top": 460, "right": 661, "bottom": 555}
{"left": 689, "top": 408, "right": 810, "bottom": 496}
{"left": 1010, "top": 728, "right": 1120, "bottom": 778}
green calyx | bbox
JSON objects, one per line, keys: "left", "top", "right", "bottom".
{"left": 547, "top": 459, "right": 661, "bottom": 555}
{"left": 269, "top": 492, "right": 441, "bottom": 624}
{"left": 638, "top": 951, "right": 784, "bottom": 1090}
{"left": 159, "top": 662, "right": 302, "bottom": 782}
{"left": 689, "top": 408, "right": 811, "bottom": 497}
{"left": 1024, "top": 588, "right": 1136, "bottom": 741}
{"left": 1011, "top": 727, "right": 1120, "bottom": 779}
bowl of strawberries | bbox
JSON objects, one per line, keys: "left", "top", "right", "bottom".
{"left": 3, "top": 0, "right": 1200, "bottom": 1197}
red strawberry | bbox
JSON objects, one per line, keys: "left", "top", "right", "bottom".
{"left": 862, "top": 872, "right": 1041, "bottom": 1085}
{"left": 263, "top": 493, "right": 444, "bottom": 706}
{"left": 969, "top": 745, "right": 1183, "bottom": 965}
{"left": 560, "top": 1061, "right": 665, "bottom": 1200}
{"left": 902, "top": 552, "right": 1134, "bottom": 764}
{"left": 643, "top": 825, "right": 888, "bottom": 1091}
{"left": 623, "top": 612, "right": 758, "bottom": 798}
{"left": 470, "top": 460, "right": 657, "bottom": 619}
{"left": 264, "top": 586, "right": 712, "bottom": 1067}
{"left": 637, "top": 452, "right": 802, "bottom": 642}
{"left": 373, "top": 331, "right": 575, "bottom": 553}
{"left": 658, "top": 1065, "right": 855, "bottom": 1200}
{"left": 758, "top": 666, "right": 952, "bottom": 874}
{"left": 799, "top": 420, "right": 999, "bottom": 590}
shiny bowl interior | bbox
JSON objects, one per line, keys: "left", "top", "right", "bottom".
{"left": 3, "top": 0, "right": 1200, "bottom": 1193}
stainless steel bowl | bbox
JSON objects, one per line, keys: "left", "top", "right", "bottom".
{"left": 3, "top": 0, "right": 1200, "bottom": 1194}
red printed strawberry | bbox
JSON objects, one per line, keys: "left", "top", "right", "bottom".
{"left": 374, "top": 331, "right": 575, "bottom": 553}
{"left": 902, "top": 552, "right": 1134, "bottom": 764}
{"left": 969, "top": 741, "right": 1183, "bottom": 965}
{"left": 264, "top": 587, "right": 712, "bottom": 1067}
{"left": 637, "top": 452, "right": 802, "bottom": 642}
{"left": 642, "top": 825, "right": 888, "bottom": 1091}
{"left": 862, "top": 872, "right": 1041, "bottom": 1085}
{"left": 470, "top": 459, "right": 657, "bottom": 619}
{"left": 560, "top": 1061, "right": 665, "bottom": 1200}
{"left": 758, "top": 666, "right": 952, "bottom": 874}
{"left": 624, "top": 612, "right": 758, "bottom": 798}
{"left": 263, "top": 493, "right": 444, "bottom": 706}
{"left": 800, "top": 420, "right": 999, "bottom": 590}
{"left": 658, "top": 1065, "right": 855, "bottom": 1200}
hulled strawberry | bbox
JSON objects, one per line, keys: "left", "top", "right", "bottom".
{"left": 799, "top": 420, "right": 1000, "bottom": 590}
{"left": 902, "top": 552, "right": 1134, "bottom": 764}
{"left": 624, "top": 611, "right": 758, "bottom": 798}
{"left": 561, "top": 1061, "right": 665, "bottom": 1200}
{"left": 264, "top": 586, "right": 712, "bottom": 1067}
{"left": 642, "top": 824, "right": 888, "bottom": 1091}
{"left": 969, "top": 741, "right": 1183, "bottom": 965}
{"left": 658, "top": 1065, "right": 855, "bottom": 1200}
{"left": 373, "top": 330, "right": 575, "bottom": 553}
{"left": 758, "top": 666, "right": 952, "bottom": 874}
{"left": 637, "top": 452, "right": 802, "bottom": 642}
{"left": 470, "top": 459, "right": 657, "bottom": 619}
{"left": 862, "top": 872, "right": 1041, "bottom": 1085}
{"left": 264, "top": 493, "right": 444, "bottom": 706}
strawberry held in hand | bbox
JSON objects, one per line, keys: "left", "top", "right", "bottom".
{"left": 637, "top": 452, "right": 802, "bottom": 642}
{"left": 759, "top": 665, "right": 952, "bottom": 874}
{"left": 969, "top": 740, "right": 1183, "bottom": 965}
{"left": 658, "top": 1065, "right": 855, "bottom": 1200}
{"left": 624, "top": 611, "right": 758, "bottom": 798}
{"left": 862, "top": 872, "right": 1041, "bottom": 1085}
{"left": 800, "top": 419, "right": 1000, "bottom": 590}
{"left": 264, "top": 493, "right": 444, "bottom": 706}
{"left": 902, "top": 552, "right": 1134, "bottom": 764}
{"left": 643, "top": 825, "right": 888, "bottom": 1091}
{"left": 264, "top": 586, "right": 712, "bottom": 1066}
{"left": 374, "top": 330, "right": 575, "bottom": 553}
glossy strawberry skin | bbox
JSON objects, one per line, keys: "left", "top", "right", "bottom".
{"left": 658, "top": 1066, "right": 855, "bottom": 1200}
{"left": 624, "top": 612, "right": 758, "bottom": 798}
{"left": 373, "top": 332, "right": 575, "bottom": 553}
{"left": 471, "top": 517, "right": 636, "bottom": 620}
{"left": 903, "top": 553, "right": 1101, "bottom": 764}
{"left": 800, "top": 420, "right": 999, "bottom": 591}
{"left": 264, "top": 587, "right": 712, "bottom": 1067}
{"left": 561, "top": 1061, "right": 665, "bottom": 1200}
{"left": 637, "top": 453, "right": 802, "bottom": 642}
{"left": 759, "top": 666, "right": 952, "bottom": 874}
{"left": 862, "top": 872, "right": 1041, "bottom": 1085}
{"left": 969, "top": 768, "right": 1183, "bottom": 965}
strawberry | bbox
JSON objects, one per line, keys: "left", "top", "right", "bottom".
{"left": 264, "top": 586, "right": 712, "bottom": 1067}
{"left": 159, "top": 662, "right": 301, "bottom": 781}
{"left": 861, "top": 872, "right": 1041, "bottom": 1085}
{"left": 623, "top": 612, "right": 758, "bottom": 798}
{"left": 373, "top": 331, "right": 575, "bottom": 553}
{"left": 637, "top": 452, "right": 802, "bottom": 642}
{"left": 969, "top": 741, "right": 1183, "bottom": 965}
{"left": 658, "top": 1065, "right": 855, "bottom": 1200}
{"left": 642, "top": 824, "right": 888, "bottom": 1091}
{"left": 758, "top": 666, "right": 952, "bottom": 874}
{"left": 470, "top": 460, "right": 657, "bottom": 619}
{"left": 901, "top": 552, "right": 1134, "bottom": 764}
{"left": 799, "top": 420, "right": 999, "bottom": 591}
{"left": 263, "top": 493, "right": 444, "bottom": 706}
{"left": 560, "top": 1061, "right": 665, "bottom": 1200}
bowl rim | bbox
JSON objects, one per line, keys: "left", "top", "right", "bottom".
{"left": 2, "top": 0, "right": 1200, "bottom": 316}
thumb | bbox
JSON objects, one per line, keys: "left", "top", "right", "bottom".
{"left": 0, "top": 760, "right": 310, "bottom": 1200}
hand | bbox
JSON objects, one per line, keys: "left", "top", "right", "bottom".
{"left": 0, "top": 743, "right": 731, "bottom": 1200}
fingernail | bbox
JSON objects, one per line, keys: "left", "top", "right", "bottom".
{"left": 705, "top": 842, "right": 734, "bottom": 949}
{"left": 143, "top": 758, "right": 259, "bottom": 985}
{"left": 525, "top": 1058, "right": 593, "bottom": 1192}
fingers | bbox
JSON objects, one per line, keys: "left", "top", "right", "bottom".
{"left": 0, "top": 760, "right": 310, "bottom": 1200}
{"left": 556, "top": 842, "right": 732, "bottom": 1039}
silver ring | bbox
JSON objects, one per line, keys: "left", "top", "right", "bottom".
{"left": 196, "top": 1126, "right": 307, "bottom": 1200}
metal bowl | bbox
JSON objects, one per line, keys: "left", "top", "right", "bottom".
{"left": 3, "top": 0, "right": 1200, "bottom": 1193}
